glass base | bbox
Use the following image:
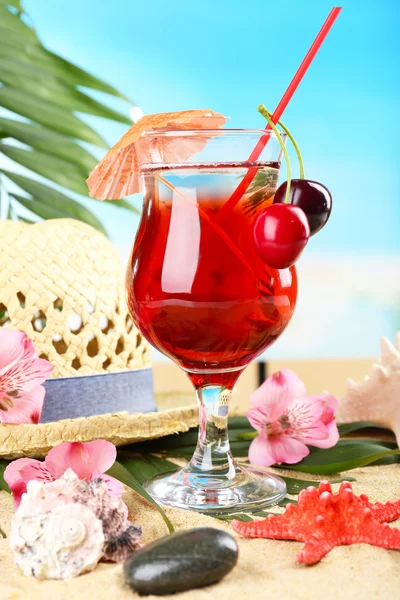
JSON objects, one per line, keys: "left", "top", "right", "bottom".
{"left": 143, "top": 464, "right": 286, "bottom": 515}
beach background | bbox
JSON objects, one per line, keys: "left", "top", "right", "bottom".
{"left": 1, "top": 0, "right": 398, "bottom": 361}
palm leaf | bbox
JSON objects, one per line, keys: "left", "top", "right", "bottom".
{"left": 0, "top": 144, "right": 91, "bottom": 195}
{"left": 0, "top": 58, "right": 131, "bottom": 122}
{"left": 11, "top": 193, "right": 107, "bottom": 235}
{"left": 0, "top": 10, "right": 129, "bottom": 101}
{"left": 46, "top": 50, "right": 132, "bottom": 101}
{"left": 0, "top": 118, "right": 98, "bottom": 171}
{"left": 0, "top": 3, "right": 138, "bottom": 231}
{"left": 2, "top": 171, "right": 107, "bottom": 234}
{"left": 0, "top": 0, "right": 21, "bottom": 8}
{"left": 0, "top": 88, "right": 108, "bottom": 147}
{"left": 0, "top": 5, "right": 36, "bottom": 38}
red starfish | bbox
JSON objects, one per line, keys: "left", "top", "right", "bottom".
{"left": 232, "top": 481, "right": 400, "bottom": 565}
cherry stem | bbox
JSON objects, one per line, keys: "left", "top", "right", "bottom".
{"left": 262, "top": 108, "right": 305, "bottom": 180}
{"left": 258, "top": 104, "right": 291, "bottom": 204}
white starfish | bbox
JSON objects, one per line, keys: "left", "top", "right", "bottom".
{"left": 337, "top": 333, "right": 400, "bottom": 446}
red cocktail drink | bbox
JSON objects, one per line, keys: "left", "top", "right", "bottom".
{"left": 127, "top": 161, "right": 297, "bottom": 389}
{"left": 125, "top": 130, "right": 296, "bottom": 514}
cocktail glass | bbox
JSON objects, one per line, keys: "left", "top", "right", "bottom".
{"left": 126, "top": 129, "right": 297, "bottom": 514}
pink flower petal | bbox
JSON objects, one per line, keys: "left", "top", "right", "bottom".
{"left": 248, "top": 434, "right": 276, "bottom": 467}
{"left": 309, "top": 418, "right": 339, "bottom": 449}
{"left": 250, "top": 369, "right": 307, "bottom": 423}
{"left": 289, "top": 393, "right": 339, "bottom": 449}
{"left": 3, "top": 357, "right": 53, "bottom": 392}
{"left": 100, "top": 473, "right": 125, "bottom": 497}
{"left": 0, "top": 386, "right": 45, "bottom": 424}
{"left": 247, "top": 405, "right": 269, "bottom": 432}
{"left": 288, "top": 395, "right": 326, "bottom": 426}
{"left": 4, "top": 458, "right": 52, "bottom": 508}
{"left": 20, "top": 337, "right": 37, "bottom": 362}
{"left": 0, "top": 329, "right": 26, "bottom": 376}
{"left": 45, "top": 440, "right": 117, "bottom": 481}
{"left": 320, "top": 393, "right": 339, "bottom": 424}
{"left": 19, "top": 461, "right": 54, "bottom": 484}
{"left": 268, "top": 435, "right": 310, "bottom": 465}
{"left": 286, "top": 395, "right": 327, "bottom": 445}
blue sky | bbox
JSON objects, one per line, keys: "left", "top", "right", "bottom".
{"left": 19, "top": 0, "right": 400, "bottom": 359}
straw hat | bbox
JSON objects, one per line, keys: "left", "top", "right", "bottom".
{"left": 0, "top": 218, "right": 151, "bottom": 377}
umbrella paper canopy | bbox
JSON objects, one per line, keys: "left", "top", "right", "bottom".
{"left": 87, "top": 109, "right": 226, "bottom": 200}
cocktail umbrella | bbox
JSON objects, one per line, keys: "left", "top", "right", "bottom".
{"left": 87, "top": 109, "right": 226, "bottom": 200}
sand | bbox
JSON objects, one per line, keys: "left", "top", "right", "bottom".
{"left": 1, "top": 464, "right": 399, "bottom": 600}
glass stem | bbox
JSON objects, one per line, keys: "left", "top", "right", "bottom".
{"left": 189, "top": 385, "right": 236, "bottom": 478}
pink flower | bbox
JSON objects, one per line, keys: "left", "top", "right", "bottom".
{"left": 4, "top": 440, "right": 124, "bottom": 508}
{"left": 247, "top": 369, "right": 339, "bottom": 467}
{"left": 0, "top": 329, "right": 53, "bottom": 424}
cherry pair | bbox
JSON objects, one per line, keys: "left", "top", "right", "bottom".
{"left": 253, "top": 106, "right": 332, "bottom": 270}
{"left": 254, "top": 179, "right": 332, "bottom": 269}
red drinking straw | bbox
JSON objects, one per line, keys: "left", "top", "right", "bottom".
{"left": 218, "top": 6, "right": 342, "bottom": 220}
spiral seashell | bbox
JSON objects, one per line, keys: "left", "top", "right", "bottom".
{"left": 11, "top": 502, "right": 104, "bottom": 580}
{"left": 58, "top": 515, "right": 86, "bottom": 548}
{"left": 10, "top": 469, "right": 142, "bottom": 579}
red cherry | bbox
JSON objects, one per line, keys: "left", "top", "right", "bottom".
{"left": 254, "top": 204, "right": 310, "bottom": 269}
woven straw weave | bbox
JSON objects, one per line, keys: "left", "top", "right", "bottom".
{"left": 0, "top": 218, "right": 151, "bottom": 377}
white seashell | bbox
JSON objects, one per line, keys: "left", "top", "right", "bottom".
{"left": 11, "top": 502, "right": 104, "bottom": 580}
{"left": 337, "top": 333, "right": 400, "bottom": 445}
{"left": 10, "top": 469, "right": 142, "bottom": 579}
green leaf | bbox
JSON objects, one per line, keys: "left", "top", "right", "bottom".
{"left": 117, "top": 455, "right": 158, "bottom": 486}
{"left": 117, "top": 454, "right": 178, "bottom": 486}
{"left": 4, "top": 168, "right": 139, "bottom": 219}
{"left": 0, "top": 28, "right": 58, "bottom": 70}
{"left": 215, "top": 513, "right": 254, "bottom": 523}
{"left": 0, "top": 144, "right": 89, "bottom": 195}
{"left": 0, "top": 9, "right": 130, "bottom": 101}
{"left": 228, "top": 416, "right": 255, "bottom": 429}
{"left": 0, "top": 0, "right": 21, "bottom": 9}
{"left": 144, "top": 454, "right": 180, "bottom": 475}
{"left": 107, "top": 461, "right": 174, "bottom": 534}
{"left": 0, "top": 118, "right": 98, "bottom": 171}
{"left": 0, "top": 459, "right": 11, "bottom": 494}
{"left": 277, "top": 497, "right": 297, "bottom": 506}
{"left": 11, "top": 193, "right": 107, "bottom": 236}
{"left": 45, "top": 50, "right": 132, "bottom": 101}
{"left": 0, "top": 6, "right": 36, "bottom": 38}
{"left": 0, "top": 87, "right": 107, "bottom": 147}
{"left": 288, "top": 442, "right": 400, "bottom": 475}
{"left": 18, "top": 215, "right": 36, "bottom": 224}
{"left": 338, "top": 421, "right": 390, "bottom": 436}
{"left": 334, "top": 439, "right": 397, "bottom": 450}
{"left": 237, "top": 431, "right": 257, "bottom": 441}
{"left": 2, "top": 170, "right": 107, "bottom": 233}
{"left": 0, "top": 58, "right": 131, "bottom": 123}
